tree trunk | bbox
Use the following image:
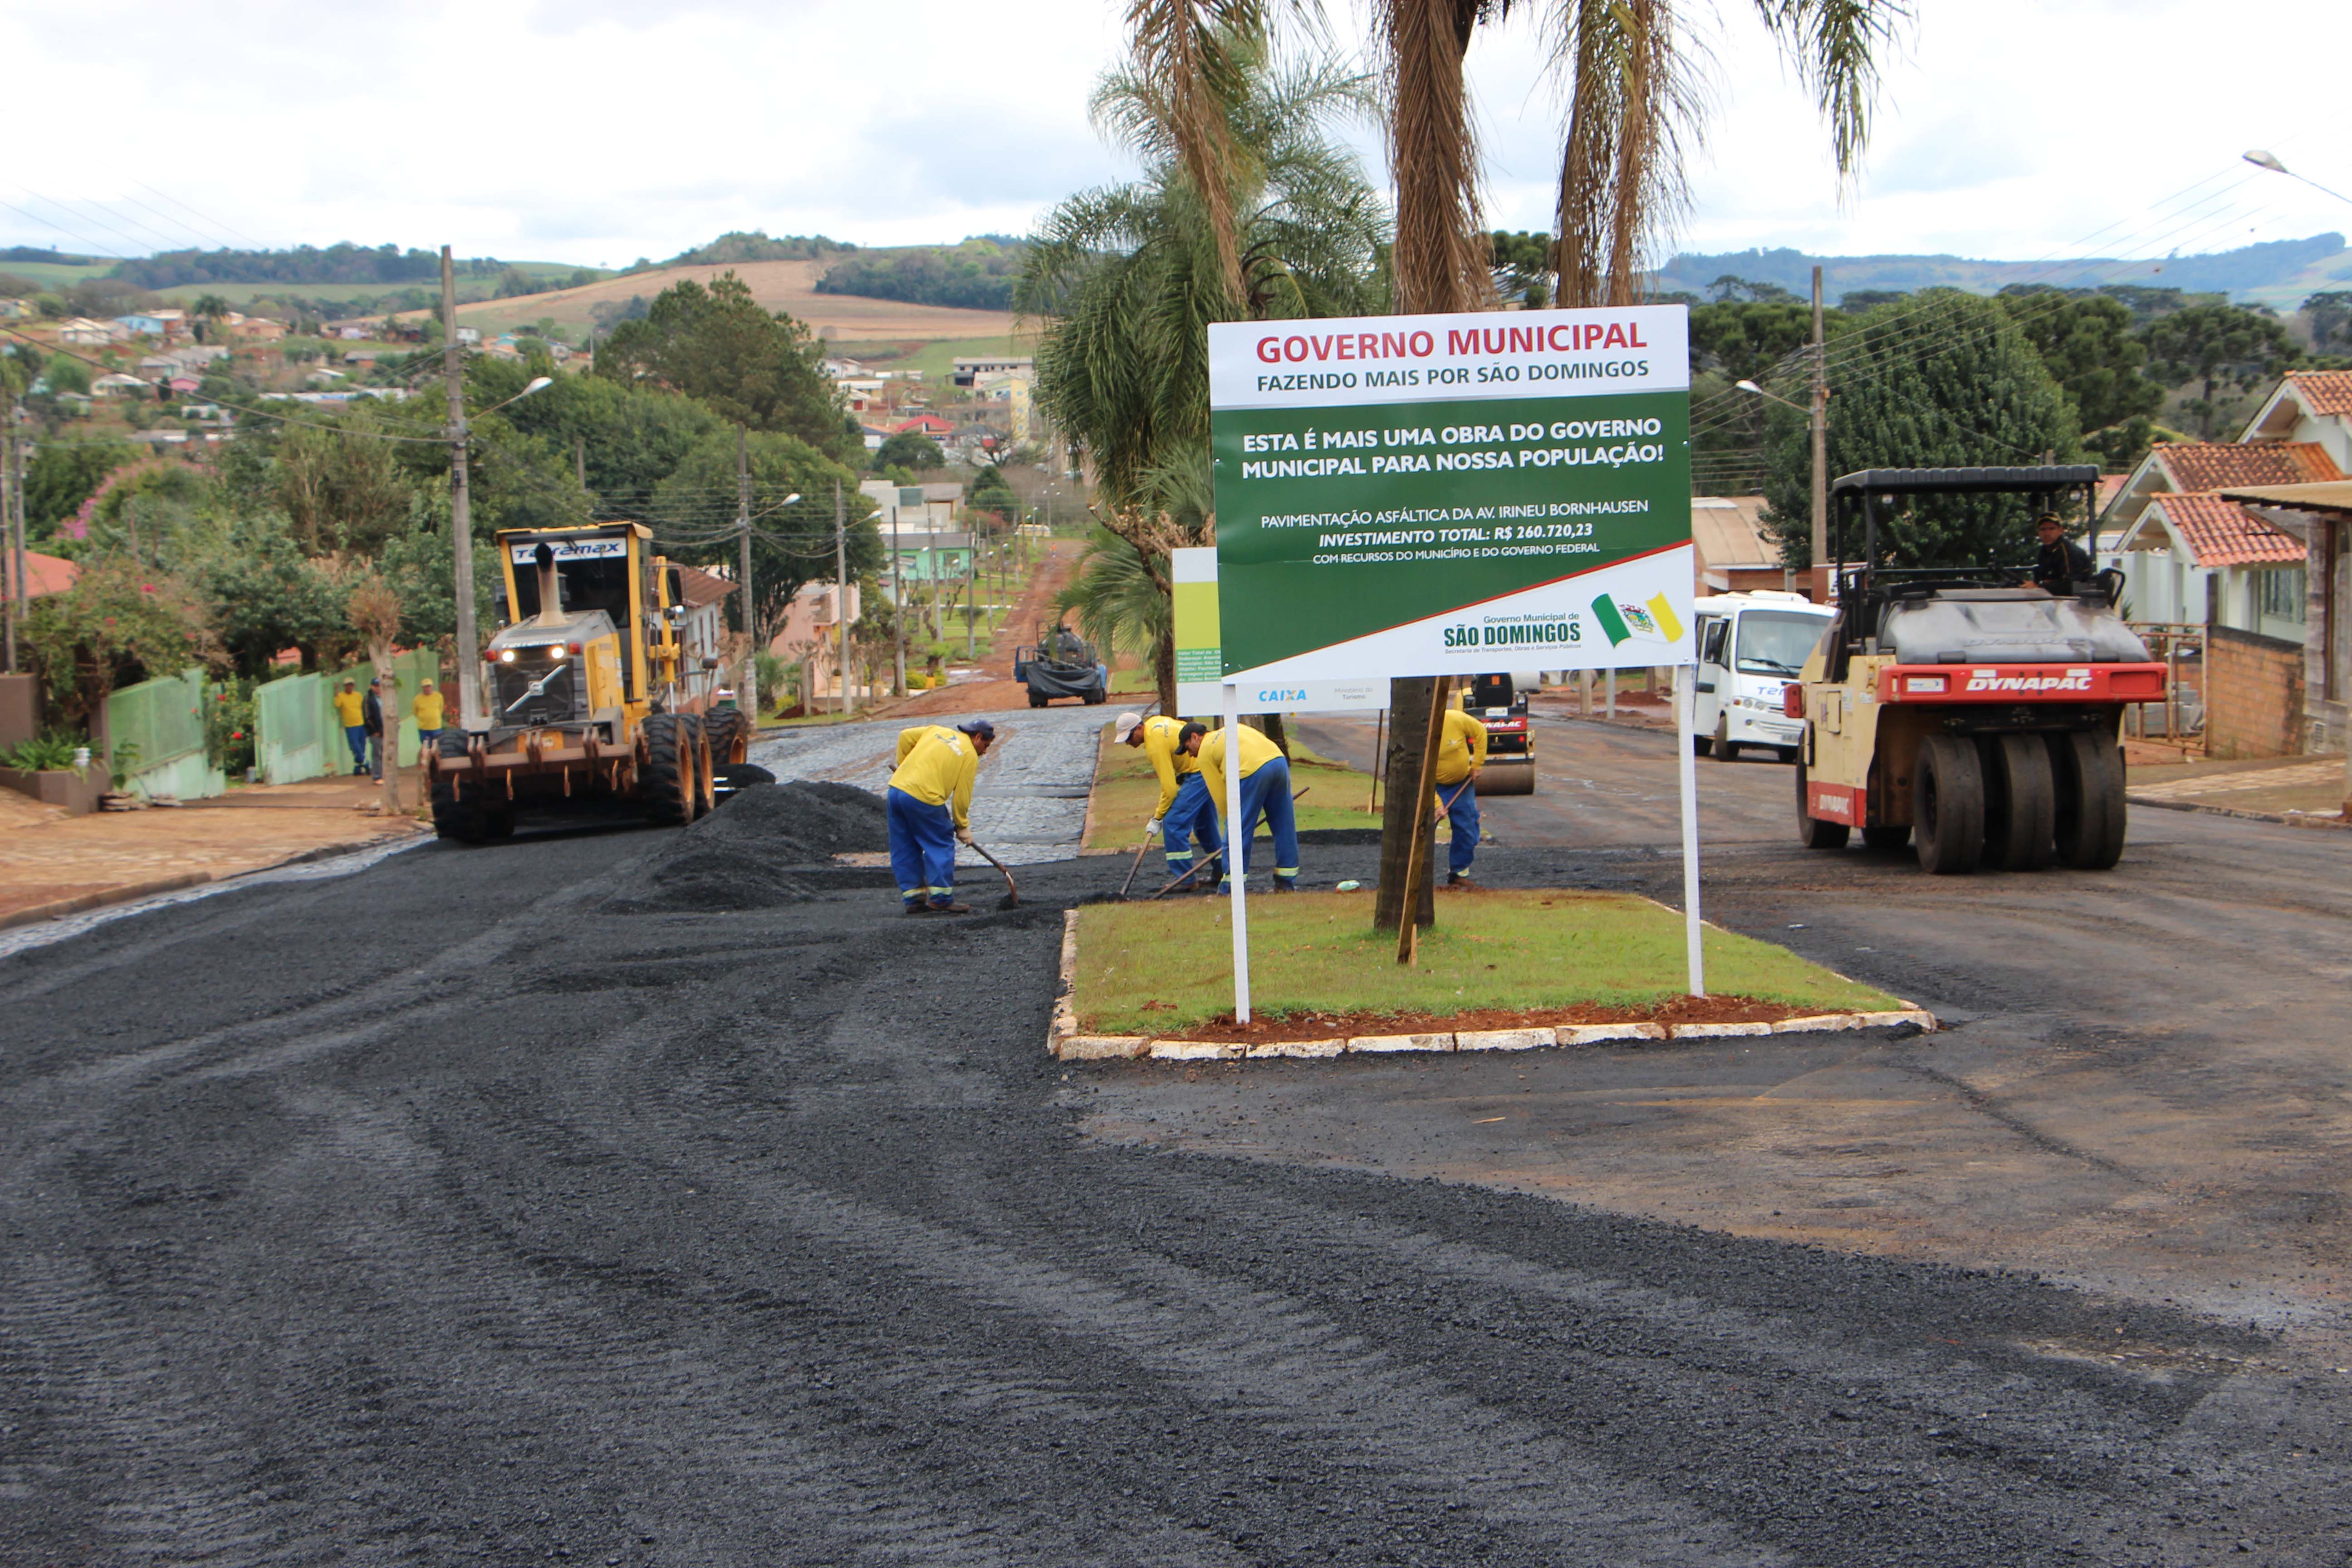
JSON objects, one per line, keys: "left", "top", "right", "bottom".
{"left": 1260, "top": 712, "right": 1288, "bottom": 757}
{"left": 369, "top": 639, "right": 402, "bottom": 813}
{"left": 1154, "top": 629, "right": 1177, "bottom": 717}
{"left": 1372, "top": 675, "right": 1438, "bottom": 933}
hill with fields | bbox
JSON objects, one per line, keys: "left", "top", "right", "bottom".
{"left": 1660, "top": 233, "right": 2352, "bottom": 311}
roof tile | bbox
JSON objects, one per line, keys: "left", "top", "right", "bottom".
{"left": 2156, "top": 441, "right": 2341, "bottom": 492}
{"left": 2283, "top": 369, "right": 2352, "bottom": 419}
{"left": 2145, "top": 493, "right": 2306, "bottom": 568}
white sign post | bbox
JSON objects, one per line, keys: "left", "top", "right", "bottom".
{"left": 1221, "top": 679, "right": 1254, "bottom": 1022}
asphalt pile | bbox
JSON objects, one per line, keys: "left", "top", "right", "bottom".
{"left": 603, "top": 780, "right": 889, "bottom": 912}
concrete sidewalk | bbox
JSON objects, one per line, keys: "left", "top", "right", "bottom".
{"left": 2126, "top": 752, "right": 2349, "bottom": 825}
{"left": 0, "top": 772, "right": 426, "bottom": 930}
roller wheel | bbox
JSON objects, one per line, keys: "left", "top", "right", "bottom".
{"left": 1913, "top": 734, "right": 1985, "bottom": 874}
{"left": 1981, "top": 732, "right": 2056, "bottom": 871}
{"left": 1691, "top": 732, "right": 1711, "bottom": 757}
{"left": 640, "top": 714, "right": 693, "bottom": 828}
{"left": 1711, "top": 719, "right": 1741, "bottom": 761}
{"left": 1861, "top": 823, "right": 1911, "bottom": 851}
{"left": 429, "top": 730, "right": 488, "bottom": 843}
{"left": 1775, "top": 746, "right": 1800, "bottom": 764}
{"left": 1794, "top": 757, "right": 1849, "bottom": 850}
{"left": 2049, "top": 729, "right": 2127, "bottom": 870}
{"left": 1028, "top": 691, "right": 1048, "bottom": 708}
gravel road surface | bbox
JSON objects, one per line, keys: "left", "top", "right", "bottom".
{"left": 4, "top": 713, "right": 2348, "bottom": 1565}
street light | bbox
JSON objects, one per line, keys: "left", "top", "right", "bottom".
{"left": 1734, "top": 379, "right": 1807, "bottom": 412}
{"left": 1735, "top": 377, "right": 1831, "bottom": 600}
{"left": 2244, "top": 150, "right": 2352, "bottom": 207}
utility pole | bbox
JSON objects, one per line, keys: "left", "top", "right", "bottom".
{"left": 1, "top": 399, "right": 15, "bottom": 674}
{"left": 834, "top": 479, "right": 851, "bottom": 716}
{"left": 965, "top": 523, "right": 977, "bottom": 658}
{"left": 10, "top": 406, "right": 24, "bottom": 666}
{"left": 575, "top": 436, "right": 587, "bottom": 491}
{"left": 1809, "top": 265, "right": 1829, "bottom": 606}
{"left": 441, "top": 246, "right": 481, "bottom": 730}
{"left": 736, "top": 426, "right": 756, "bottom": 718}
{"left": 891, "top": 497, "right": 905, "bottom": 697}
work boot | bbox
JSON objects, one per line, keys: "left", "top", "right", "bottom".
{"left": 903, "top": 901, "right": 930, "bottom": 916}
{"left": 1447, "top": 871, "right": 1471, "bottom": 887}
{"left": 929, "top": 901, "right": 973, "bottom": 915}
{"left": 1273, "top": 877, "right": 1298, "bottom": 893}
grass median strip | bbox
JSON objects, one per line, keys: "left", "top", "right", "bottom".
{"left": 1072, "top": 888, "right": 1901, "bottom": 1039}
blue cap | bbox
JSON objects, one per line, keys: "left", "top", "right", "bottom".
{"left": 957, "top": 719, "right": 996, "bottom": 741}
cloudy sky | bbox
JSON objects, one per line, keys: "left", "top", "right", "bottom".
{"left": 4, "top": 0, "right": 2347, "bottom": 271}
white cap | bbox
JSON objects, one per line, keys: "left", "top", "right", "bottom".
{"left": 1112, "top": 711, "right": 1146, "bottom": 743}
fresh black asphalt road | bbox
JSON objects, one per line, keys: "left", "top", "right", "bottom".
{"left": 2, "top": 732, "right": 2348, "bottom": 1564}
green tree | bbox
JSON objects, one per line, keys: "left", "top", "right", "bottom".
{"left": 2303, "top": 291, "right": 2352, "bottom": 356}
{"left": 650, "top": 431, "right": 878, "bottom": 648}
{"left": 1762, "top": 292, "right": 2079, "bottom": 570}
{"left": 966, "top": 463, "right": 1018, "bottom": 519}
{"left": 190, "top": 294, "right": 232, "bottom": 342}
{"left": 1994, "top": 287, "right": 2163, "bottom": 436}
{"left": 270, "top": 415, "right": 420, "bottom": 556}
{"left": 1490, "top": 231, "right": 1553, "bottom": 306}
{"left": 872, "top": 430, "right": 945, "bottom": 471}
{"left": 22, "top": 442, "right": 136, "bottom": 541}
{"left": 2141, "top": 302, "right": 2300, "bottom": 437}
{"left": 199, "top": 512, "right": 357, "bottom": 676}
{"left": 44, "top": 355, "right": 92, "bottom": 397}
{"left": 594, "top": 273, "right": 853, "bottom": 459}
{"left": 22, "top": 558, "right": 221, "bottom": 730}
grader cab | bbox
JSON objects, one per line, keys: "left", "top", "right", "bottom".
{"left": 1792, "top": 467, "right": 2166, "bottom": 873}
{"left": 423, "top": 524, "right": 753, "bottom": 842}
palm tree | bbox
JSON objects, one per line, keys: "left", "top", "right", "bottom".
{"left": 1022, "top": 26, "right": 1386, "bottom": 712}
{"left": 1365, "top": 0, "right": 1905, "bottom": 933}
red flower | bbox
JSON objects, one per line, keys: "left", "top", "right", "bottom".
{"left": 140, "top": 584, "right": 155, "bottom": 594}
{"left": 230, "top": 730, "right": 244, "bottom": 740}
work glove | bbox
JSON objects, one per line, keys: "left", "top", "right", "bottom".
{"left": 956, "top": 826, "right": 974, "bottom": 846}
{"left": 1144, "top": 817, "right": 1163, "bottom": 838}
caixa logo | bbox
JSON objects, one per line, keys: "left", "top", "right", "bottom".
{"left": 1255, "top": 687, "right": 1309, "bottom": 705}
{"left": 1965, "top": 668, "right": 2093, "bottom": 694}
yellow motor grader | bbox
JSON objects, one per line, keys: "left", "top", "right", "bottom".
{"left": 423, "top": 523, "right": 753, "bottom": 842}
{"left": 1791, "top": 467, "right": 2167, "bottom": 874}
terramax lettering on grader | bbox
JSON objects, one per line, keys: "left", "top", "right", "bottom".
{"left": 423, "top": 524, "right": 753, "bottom": 842}
{"left": 1792, "top": 467, "right": 2166, "bottom": 874}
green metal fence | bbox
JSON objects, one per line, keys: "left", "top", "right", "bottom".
{"left": 105, "top": 667, "right": 222, "bottom": 800}
{"left": 256, "top": 651, "right": 445, "bottom": 784}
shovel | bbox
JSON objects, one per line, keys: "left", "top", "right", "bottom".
{"left": 1112, "top": 825, "right": 1155, "bottom": 900}
{"left": 966, "top": 838, "right": 1021, "bottom": 909}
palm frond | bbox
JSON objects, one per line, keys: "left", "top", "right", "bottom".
{"left": 1753, "top": 0, "right": 1907, "bottom": 183}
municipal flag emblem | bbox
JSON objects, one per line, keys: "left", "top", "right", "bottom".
{"left": 1589, "top": 591, "right": 1688, "bottom": 648}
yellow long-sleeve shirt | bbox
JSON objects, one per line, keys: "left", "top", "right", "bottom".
{"left": 412, "top": 691, "right": 444, "bottom": 730}
{"left": 889, "top": 725, "right": 979, "bottom": 828}
{"left": 333, "top": 690, "right": 365, "bottom": 726}
{"left": 1138, "top": 715, "right": 1200, "bottom": 818}
{"left": 1193, "top": 724, "right": 1284, "bottom": 817}
{"left": 1433, "top": 707, "right": 1489, "bottom": 788}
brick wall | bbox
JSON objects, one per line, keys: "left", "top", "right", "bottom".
{"left": 2205, "top": 624, "right": 2305, "bottom": 759}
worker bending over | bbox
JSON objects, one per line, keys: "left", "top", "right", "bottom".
{"left": 1434, "top": 698, "right": 1489, "bottom": 885}
{"left": 887, "top": 719, "right": 994, "bottom": 915}
{"left": 1182, "top": 720, "right": 1297, "bottom": 893}
{"left": 1116, "top": 710, "right": 1221, "bottom": 885}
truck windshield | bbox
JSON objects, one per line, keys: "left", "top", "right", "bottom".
{"left": 1735, "top": 612, "right": 1827, "bottom": 676}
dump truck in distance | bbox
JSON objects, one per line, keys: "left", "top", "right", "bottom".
{"left": 423, "top": 524, "right": 752, "bottom": 842}
{"left": 1793, "top": 467, "right": 2165, "bottom": 874}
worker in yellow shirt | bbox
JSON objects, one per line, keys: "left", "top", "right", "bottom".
{"left": 412, "top": 681, "right": 446, "bottom": 755}
{"left": 1434, "top": 699, "right": 1489, "bottom": 885}
{"left": 332, "top": 677, "right": 367, "bottom": 775}
{"left": 887, "top": 719, "right": 994, "bottom": 915}
{"left": 1114, "top": 710, "right": 1220, "bottom": 884}
{"left": 1181, "top": 720, "right": 1297, "bottom": 892}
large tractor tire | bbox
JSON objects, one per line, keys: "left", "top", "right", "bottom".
{"left": 1794, "top": 757, "right": 1849, "bottom": 850}
{"left": 1711, "top": 720, "right": 1741, "bottom": 761}
{"left": 640, "top": 714, "right": 695, "bottom": 828}
{"left": 701, "top": 708, "right": 749, "bottom": 768}
{"left": 2049, "top": 729, "right": 2127, "bottom": 870}
{"left": 430, "top": 730, "right": 489, "bottom": 844}
{"left": 1913, "top": 734, "right": 1985, "bottom": 874}
{"left": 1981, "top": 732, "right": 2057, "bottom": 872}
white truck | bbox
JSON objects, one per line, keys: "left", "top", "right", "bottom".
{"left": 1689, "top": 590, "right": 1833, "bottom": 762}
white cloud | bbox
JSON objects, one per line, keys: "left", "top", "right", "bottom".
{"left": 1, "top": 0, "right": 2346, "bottom": 274}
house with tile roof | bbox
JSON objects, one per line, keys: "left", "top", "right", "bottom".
{"left": 1689, "top": 497, "right": 1792, "bottom": 595}
{"left": 2104, "top": 439, "right": 2341, "bottom": 627}
{"left": 2239, "top": 370, "right": 2352, "bottom": 473}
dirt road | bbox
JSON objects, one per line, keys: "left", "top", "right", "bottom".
{"left": 2, "top": 723, "right": 2348, "bottom": 1563}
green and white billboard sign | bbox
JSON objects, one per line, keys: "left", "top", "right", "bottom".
{"left": 1209, "top": 306, "right": 1694, "bottom": 684}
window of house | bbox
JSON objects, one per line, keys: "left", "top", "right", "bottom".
{"left": 2260, "top": 567, "right": 2306, "bottom": 622}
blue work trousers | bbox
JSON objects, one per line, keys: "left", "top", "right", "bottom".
{"left": 1161, "top": 773, "right": 1222, "bottom": 878}
{"left": 344, "top": 725, "right": 368, "bottom": 771}
{"left": 1442, "top": 778, "right": 1480, "bottom": 875}
{"left": 1227, "top": 755, "right": 1298, "bottom": 885}
{"left": 887, "top": 786, "right": 960, "bottom": 907}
